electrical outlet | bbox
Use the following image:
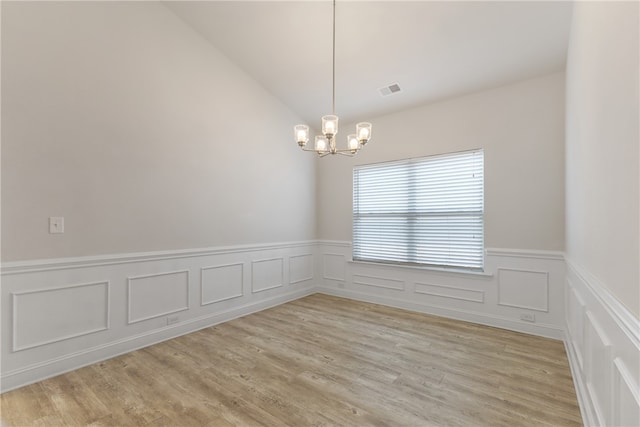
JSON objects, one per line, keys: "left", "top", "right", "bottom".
{"left": 520, "top": 313, "right": 536, "bottom": 322}
{"left": 167, "top": 315, "right": 179, "bottom": 325}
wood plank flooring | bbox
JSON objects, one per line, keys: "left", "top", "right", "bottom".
{"left": 1, "top": 294, "right": 582, "bottom": 426}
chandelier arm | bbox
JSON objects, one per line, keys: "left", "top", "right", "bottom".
{"left": 336, "top": 151, "right": 356, "bottom": 157}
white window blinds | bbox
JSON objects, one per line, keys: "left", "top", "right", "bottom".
{"left": 353, "top": 149, "right": 484, "bottom": 270}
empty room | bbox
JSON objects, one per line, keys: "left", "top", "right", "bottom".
{"left": 1, "top": 1, "right": 638, "bottom": 426}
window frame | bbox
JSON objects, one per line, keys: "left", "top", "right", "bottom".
{"left": 352, "top": 149, "right": 485, "bottom": 272}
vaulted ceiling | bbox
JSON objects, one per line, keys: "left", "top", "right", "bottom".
{"left": 165, "top": 1, "right": 573, "bottom": 126}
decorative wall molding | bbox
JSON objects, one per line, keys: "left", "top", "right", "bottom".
{"left": 353, "top": 274, "right": 405, "bottom": 291}
{"left": 348, "top": 260, "right": 494, "bottom": 279}
{"left": 12, "top": 281, "right": 110, "bottom": 352}
{"left": 567, "top": 281, "right": 586, "bottom": 369}
{"left": 612, "top": 358, "right": 640, "bottom": 427}
{"left": 323, "top": 253, "right": 346, "bottom": 281}
{"left": 414, "top": 282, "right": 484, "bottom": 303}
{"left": 318, "top": 240, "right": 352, "bottom": 248}
{"left": 497, "top": 268, "right": 549, "bottom": 312}
{"left": 201, "top": 263, "right": 244, "bottom": 306}
{"left": 289, "top": 254, "right": 314, "bottom": 284}
{"left": 251, "top": 257, "right": 284, "bottom": 293}
{"left": 568, "top": 260, "right": 639, "bottom": 348}
{"left": 127, "top": 270, "right": 190, "bottom": 324}
{"left": 0, "top": 241, "right": 317, "bottom": 275}
{"left": 564, "top": 258, "right": 639, "bottom": 427}
{"left": 585, "top": 310, "right": 613, "bottom": 425}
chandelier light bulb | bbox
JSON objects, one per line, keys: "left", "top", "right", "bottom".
{"left": 294, "top": 124, "right": 309, "bottom": 147}
{"left": 322, "top": 115, "right": 338, "bottom": 137}
{"left": 347, "top": 134, "right": 359, "bottom": 153}
{"left": 315, "top": 135, "right": 328, "bottom": 153}
{"left": 356, "top": 122, "right": 372, "bottom": 144}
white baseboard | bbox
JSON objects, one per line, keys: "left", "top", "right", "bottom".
{"left": 318, "top": 287, "right": 564, "bottom": 339}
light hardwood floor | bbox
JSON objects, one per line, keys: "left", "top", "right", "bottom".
{"left": 1, "top": 294, "right": 582, "bottom": 426}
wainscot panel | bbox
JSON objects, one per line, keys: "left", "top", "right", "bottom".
{"left": 0, "top": 241, "right": 316, "bottom": 392}
{"left": 12, "top": 281, "right": 110, "bottom": 352}
{"left": 289, "top": 254, "right": 314, "bottom": 285}
{"left": 564, "top": 260, "right": 640, "bottom": 427}
{"left": 414, "top": 282, "right": 484, "bottom": 303}
{"left": 497, "top": 268, "right": 549, "bottom": 312}
{"left": 128, "top": 270, "right": 189, "bottom": 324}
{"left": 201, "top": 263, "right": 244, "bottom": 306}
{"left": 323, "top": 253, "right": 346, "bottom": 282}
{"left": 251, "top": 258, "right": 284, "bottom": 293}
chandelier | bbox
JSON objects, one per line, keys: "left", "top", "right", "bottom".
{"left": 294, "top": 0, "right": 372, "bottom": 157}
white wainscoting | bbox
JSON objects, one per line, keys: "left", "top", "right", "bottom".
{"left": 4, "top": 239, "right": 637, "bottom": 426}
{"left": 565, "top": 259, "right": 640, "bottom": 427}
{"left": 317, "top": 241, "right": 566, "bottom": 339}
{"left": 0, "top": 241, "right": 317, "bottom": 392}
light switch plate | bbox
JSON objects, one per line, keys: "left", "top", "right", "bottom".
{"left": 49, "top": 217, "right": 64, "bottom": 234}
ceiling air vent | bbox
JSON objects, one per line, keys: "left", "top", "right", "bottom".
{"left": 379, "top": 83, "right": 402, "bottom": 97}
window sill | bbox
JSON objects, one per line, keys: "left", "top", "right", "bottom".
{"left": 347, "top": 259, "right": 494, "bottom": 278}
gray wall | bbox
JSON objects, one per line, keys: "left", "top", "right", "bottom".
{"left": 317, "top": 72, "right": 566, "bottom": 252}
{"left": 1, "top": 2, "right": 316, "bottom": 261}
{"left": 565, "top": 1, "right": 639, "bottom": 318}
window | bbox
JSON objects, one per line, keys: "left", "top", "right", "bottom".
{"left": 353, "top": 149, "right": 484, "bottom": 270}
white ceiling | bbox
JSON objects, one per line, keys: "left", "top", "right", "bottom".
{"left": 165, "top": 1, "right": 573, "bottom": 126}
